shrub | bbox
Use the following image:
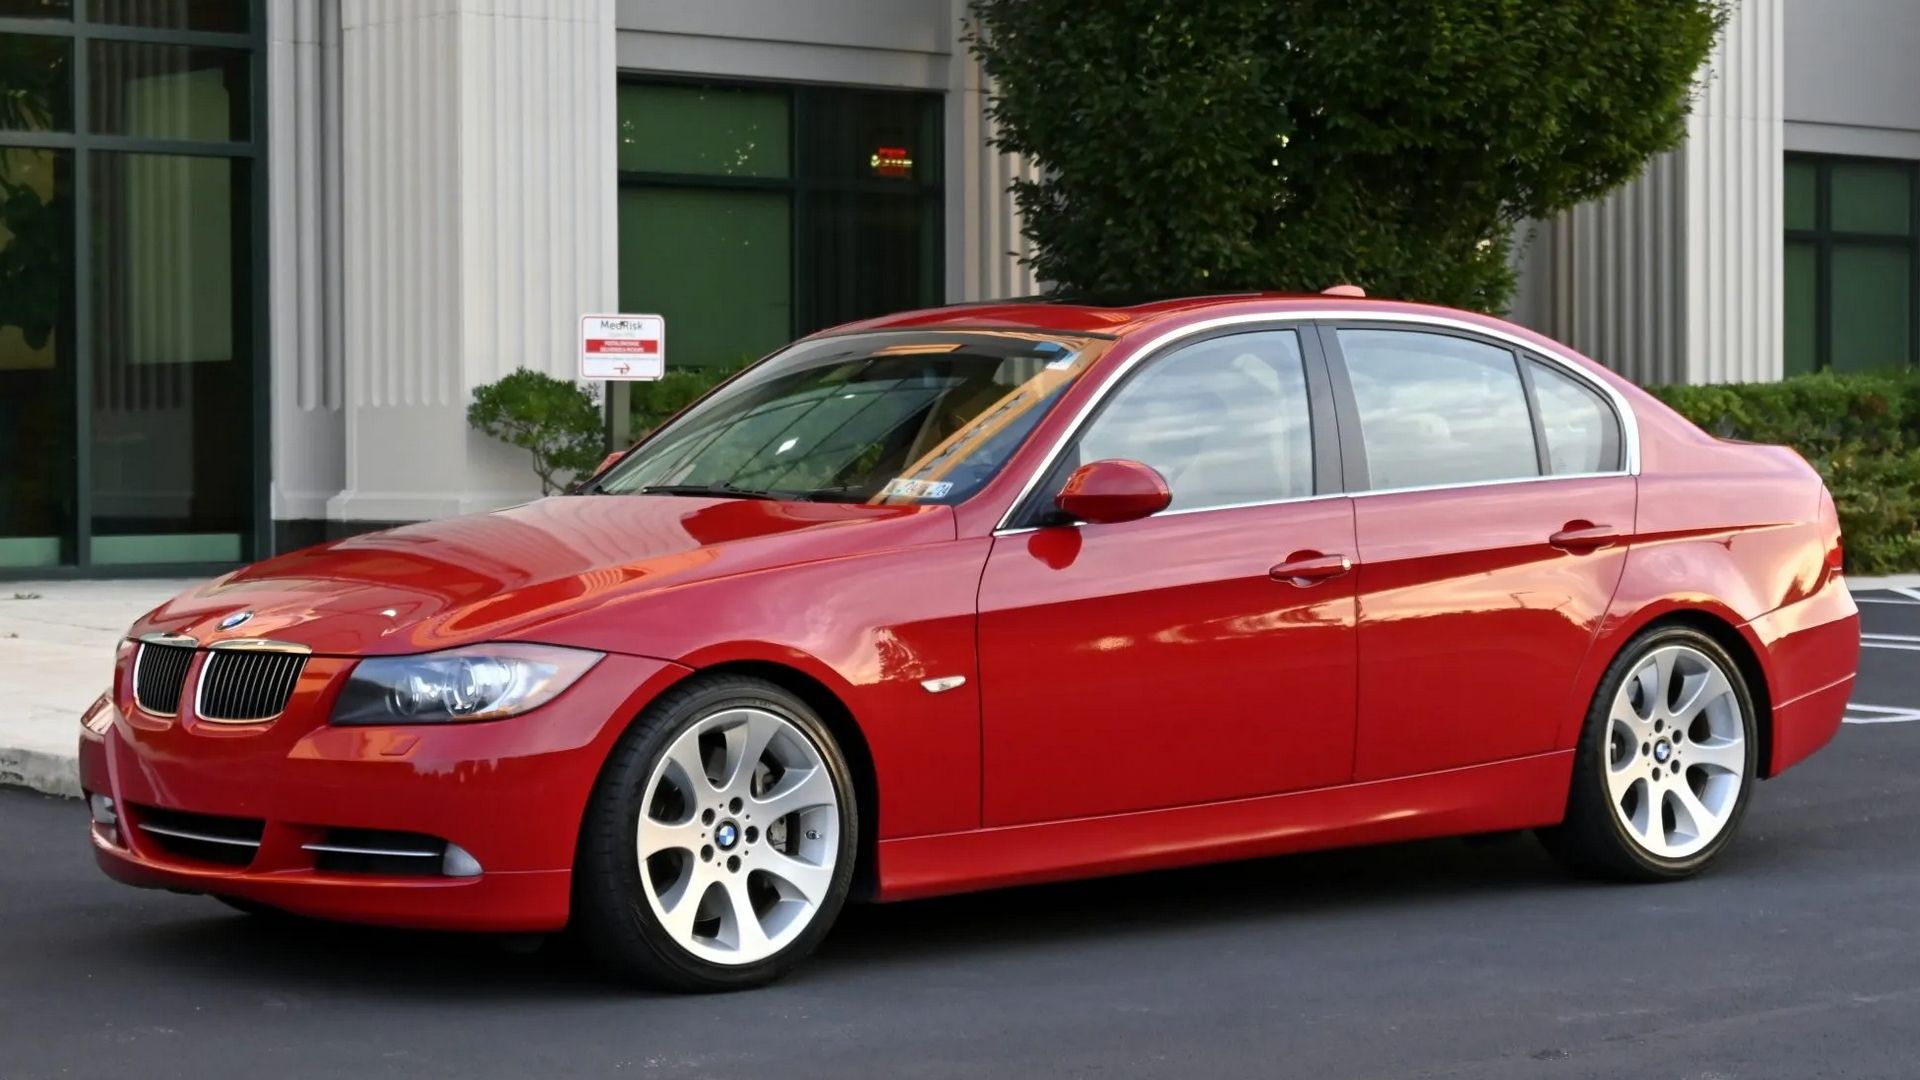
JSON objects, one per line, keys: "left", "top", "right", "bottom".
{"left": 966, "top": 0, "right": 1724, "bottom": 312}
{"left": 1649, "top": 371, "right": 1920, "bottom": 573}
{"left": 467, "top": 369, "right": 604, "bottom": 495}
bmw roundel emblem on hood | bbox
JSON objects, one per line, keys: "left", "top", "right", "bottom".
{"left": 217, "top": 610, "right": 254, "bottom": 631}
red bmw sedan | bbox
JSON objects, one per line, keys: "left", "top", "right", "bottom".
{"left": 81, "top": 293, "right": 1860, "bottom": 991}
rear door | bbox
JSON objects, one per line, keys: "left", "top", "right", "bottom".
{"left": 1321, "top": 323, "right": 1636, "bottom": 781}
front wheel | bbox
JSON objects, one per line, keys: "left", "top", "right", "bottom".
{"left": 1540, "top": 626, "right": 1758, "bottom": 880}
{"left": 573, "top": 675, "right": 858, "bottom": 992}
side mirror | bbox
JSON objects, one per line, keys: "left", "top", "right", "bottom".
{"left": 1054, "top": 459, "right": 1171, "bottom": 525}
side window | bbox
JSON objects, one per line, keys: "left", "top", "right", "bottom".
{"left": 1529, "top": 359, "right": 1622, "bottom": 474}
{"left": 1073, "top": 329, "right": 1314, "bottom": 512}
{"left": 1337, "top": 328, "right": 1539, "bottom": 490}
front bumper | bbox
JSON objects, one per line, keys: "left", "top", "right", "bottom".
{"left": 80, "top": 652, "right": 689, "bottom": 932}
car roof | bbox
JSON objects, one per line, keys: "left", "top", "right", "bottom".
{"left": 825, "top": 291, "right": 1468, "bottom": 338}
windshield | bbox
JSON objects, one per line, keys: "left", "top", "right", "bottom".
{"left": 595, "top": 331, "right": 1107, "bottom": 505}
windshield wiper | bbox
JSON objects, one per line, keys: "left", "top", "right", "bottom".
{"left": 636, "top": 483, "right": 797, "bottom": 501}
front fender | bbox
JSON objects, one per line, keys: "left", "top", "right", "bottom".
{"left": 523, "top": 538, "right": 994, "bottom": 840}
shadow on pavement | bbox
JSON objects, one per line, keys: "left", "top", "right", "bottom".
{"left": 100, "top": 832, "right": 1579, "bottom": 999}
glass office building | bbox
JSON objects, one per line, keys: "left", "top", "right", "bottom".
{"left": 1, "top": 0, "right": 1915, "bottom": 577}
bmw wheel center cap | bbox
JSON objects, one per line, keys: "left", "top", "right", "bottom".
{"left": 714, "top": 821, "right": 740, "bottom": 850}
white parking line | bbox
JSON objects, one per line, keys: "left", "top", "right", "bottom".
{"left": 1894, "top": 587, "right": 1920, "bottom": 603}
{"left": 1845, "top": 704, "right": 1920, "bottom": 725}
{"left": 1862, "top": 633, "right": 1920, "bottom": 652}
{"left": 1856, "top": 596, "right": 1920, "bottom": 606}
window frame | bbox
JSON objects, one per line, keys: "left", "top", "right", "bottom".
{"left": 1785, "top": 151, "right": 1920, "bottom": 372}
{"left": 615, "top": 73, "right": 945, "bottom": 356}
{"left": 1317, "top": 320, "right": 1627, "bottom": 494}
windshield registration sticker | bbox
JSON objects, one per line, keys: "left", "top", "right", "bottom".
{"left": 882, "top": 478, "right": 954, "bottom": 500}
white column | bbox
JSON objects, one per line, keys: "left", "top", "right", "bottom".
{"left": 327, "top": 0, "right": 618, "bottom": 522}
{"left": 1511, "top": 0, "right": 1783, "bottom": 386}
{"left": 944, "top": 0, "right": 1037, "bottom": 302}
{"left": 1682, "top": 0, "right": 1784, "bottom": 384}
{"left": 266, "top": 0, "right": 346, "bottom": 528}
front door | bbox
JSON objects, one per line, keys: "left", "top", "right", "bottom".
{"left": 1323, "top": 324, "right": 1637, "bottom": 781}
{"left": 978, "top": 326, "right": 1359, "bottom": 826}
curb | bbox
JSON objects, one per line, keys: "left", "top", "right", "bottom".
{"left": 0, "top": 743, "right": 81, "bottom": 800}
{"left": 1846, "top": 574, "right": 1920, "bottom": 590}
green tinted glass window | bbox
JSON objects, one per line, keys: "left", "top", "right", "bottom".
{"left": 618, "top": 84, "right": 789, "bottom": 178}
{"left": 1830, "top": 244, "right": 1911, "bottom": 372}
{"left": 0, "top": 33, "right": 71, "bottom": 131}
{"left": 89, "top": 152, "right": 254, "bottom": 563}
{"left": 1831, "top": 162, "right": 1910, "bottom": 236}
{"left": 619, "top": 187, "right": 790, "bottom": 369}
{"left": 1786, "top": 154, "right": 1917, "bottom": 371}
{"left": 0, "top": 147, "right": 75, "bottom": 568}
{"left": 0, "top": 0, "right": 71, "bottom": 17}
{"left": 89, "top": 41, "right": 249, "bottom": 141}
{"left": 1784, "top": 158, "right": 1817, "bottom": 232}
{"left": 800, "top": 89, "right": 937, "bottom": 186}
{"left": 1783, "top": 240, "right": 1817, "bottom": 376}
{"left": 90, "top": 0, "right": 246, "bottom": 32}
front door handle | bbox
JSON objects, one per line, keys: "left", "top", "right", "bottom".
{"left": 1269, "top": 552, "right": 1353, "bottom": 587}
{"left": 1549, "top": 523, "right": 1620, "bottom": 552}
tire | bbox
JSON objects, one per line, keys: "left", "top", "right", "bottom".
{"left": 573, "top": 674, "right": 858, "bottom": 992}
{"left": 1539, "top": 625, "right": 1759, "bottom": 881}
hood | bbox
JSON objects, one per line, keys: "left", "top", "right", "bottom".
{"left": 133, "top": 495, "right": 953, "bottom": 655}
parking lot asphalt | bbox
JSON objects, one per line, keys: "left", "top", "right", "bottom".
{"left": 3, "top": 592, "right": 1917, "bottom": 1080}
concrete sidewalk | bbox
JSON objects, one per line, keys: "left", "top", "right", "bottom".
{"left": 0, "top": 579, "right": 205, "bottom": 797}
{"left": 3, "top": 572, "right": 1919, "bottom": 799}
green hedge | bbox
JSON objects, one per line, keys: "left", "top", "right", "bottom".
{"left": 1648, "top": 372, "right": 1920, "bottom": 574}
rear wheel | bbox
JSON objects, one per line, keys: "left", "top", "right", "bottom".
{"left": 573, "top": 674, "right": 857, "bottom": 992}
{"left": 1540, "top": 626, "right": 1757, "bottom": 880}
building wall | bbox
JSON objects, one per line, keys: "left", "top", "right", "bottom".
{"left": 1783, "top": 0, "right": 1920, "bottom": 159}
{"left": 1511, "top": 0, "right": 1784, "bottom": 386}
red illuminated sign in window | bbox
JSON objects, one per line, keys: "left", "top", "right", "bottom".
{"left": 870, "top": 145, "right": 913, "bottom": 179}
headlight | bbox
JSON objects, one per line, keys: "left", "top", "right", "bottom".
{"left": 330, "top": 644, "right": 602, "bottom": 726}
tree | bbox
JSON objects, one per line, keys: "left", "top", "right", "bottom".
{"left": 966, "top": 0, "right": 1725, "bottom": 312}
{"left": 467, "top": 369, "right": 605, "bottom": 495}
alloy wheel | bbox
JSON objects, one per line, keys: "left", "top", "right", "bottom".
{"left": 636, "top": 707, "right": 841, "bottom": 966}
{"left": 1604, "top": 644, "right": 1748, "bottom": 860}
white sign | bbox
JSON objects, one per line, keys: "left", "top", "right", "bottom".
{"left": 580, "top": 314, "right": 665, "bottom": 381}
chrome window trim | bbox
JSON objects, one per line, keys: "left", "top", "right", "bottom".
{"left": 989, "top": 309, "right": 1641, "bottom": 534}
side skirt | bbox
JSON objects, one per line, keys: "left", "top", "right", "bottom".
{"left": 875, "top": 751, "right": 1575, "bottom": 902}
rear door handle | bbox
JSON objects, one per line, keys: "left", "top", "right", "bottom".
{"left": 1549, "top": 523, "right": 1620, "bottom": 552}
{"left": 1269, "top": 553, "right": 1352, "bottom": 586}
